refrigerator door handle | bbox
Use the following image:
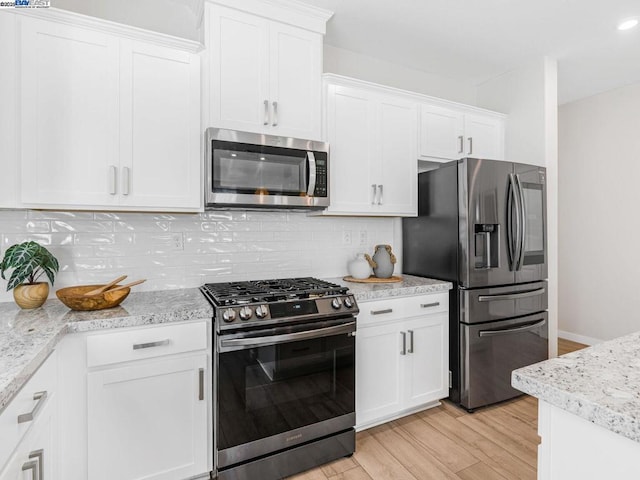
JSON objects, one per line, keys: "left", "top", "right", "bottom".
{"left": 478, "top": 319, "right": 546, "bottom": 337}
{"left": 507, "top": 174, "right": 521, "bottom": 270}
{"left": 514, "top": 174, "right": 526, "bottom": 270}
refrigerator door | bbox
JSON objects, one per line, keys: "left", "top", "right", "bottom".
{"left": 459, "top": 158, "right": 516, "bottom": 288}
{"left": 514, "top": 163, "right": 547, "bottom": 284}
{"left": 460, "top": 311, "right": 548, "bottom": 410}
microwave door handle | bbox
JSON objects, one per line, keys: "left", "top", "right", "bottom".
{"left": 306, "top": 152, "right": 317, "bottom": 197}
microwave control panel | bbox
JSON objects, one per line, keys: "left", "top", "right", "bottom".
{"left": 315, "top": 159, "right": 328, "bottom": 197}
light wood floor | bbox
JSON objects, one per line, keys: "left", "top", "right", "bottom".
{"left": 289, "top": 339, "right": 586, "bottom": 480}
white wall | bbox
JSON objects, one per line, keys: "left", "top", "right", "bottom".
{"left": 324, "top": 45, "right": 478, "bottom": 105}
{"left": 52, "top": 0, "right": 200, "bottom": 40}
{"left": 475, "top": 57, "right": 559, "bottom": 357}
{"left": 558, "top": 82, "right": 640, "bottom": 344}
{"left": 0, "top": 210, "right": 396, "bottom": 304}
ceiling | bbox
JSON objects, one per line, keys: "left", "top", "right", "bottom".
{"left": 302, "top": 0, "right": 640, "bottom": 105}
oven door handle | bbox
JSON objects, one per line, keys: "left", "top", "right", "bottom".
{"left": 220, "top": 321, "right": 356, "bottom": 350}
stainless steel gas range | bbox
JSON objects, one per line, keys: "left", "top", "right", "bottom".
{"left": 201, "top": 277, "right": 358, "bottom": 480}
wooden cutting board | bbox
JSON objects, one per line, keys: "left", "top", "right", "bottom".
{"left": 343, "top": 275, "right": 403, "bottom": 283}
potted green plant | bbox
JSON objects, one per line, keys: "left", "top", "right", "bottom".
{"left": 0, "top": 241, "right": 59, "bottom": 309}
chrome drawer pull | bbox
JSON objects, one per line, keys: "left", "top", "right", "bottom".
{"left": 407, "top": 330, "right": 414, "bottom": 354}
{"left": 22, "top": 460, "right": 38, "bottom": 480}
{"left": 371, "top": 308, "right": 393, "bottom": 315}
{"left": 133, "top": 339, "right": 171, "bottom": 350}
{"left": 479, "top": 319, "right": 546, "bottom": 337}
{"left": 17, "top": 391, "right": 47, "bottom": 424}
{"left": 198, "top": 368, "right": 204, "bottom": 401}
{"left": 420, "top": 302, "right": 440, "bottom": 308}
{"left": 29, "top": 450, "right": 44, "bottom": 480}
{"left": 400, "top": 331, "right": 406, "bottom": 355}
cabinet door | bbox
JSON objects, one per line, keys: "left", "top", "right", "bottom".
{"left": 119, "top": 40, "right": 201, "bottom": 210}
{"left": 0, "top": 12, "right": 19, "bottom": 209}
{"left": 88, "top": 354, "right": 207, "bottom": 480}
{"left": 356, "top": 321, "right": 404, "bottom": 428}
{"left": 419, "top": 104, "right": 464, "bottom": 160}
{"left": 209, "top": 5, "right": 269, "bottom": 134}
{"left": 376, "top": 97, "right": 417, "bottom": 215}
{"left": 269, "top": 23, "right": 322, "bottom": 140}
{"left": 20, "top": 17, "right": 119, "bottom": 207}
{"left": 403, "top": 313, "right": 449, "bottom": 409}
{"left": 464, "top": 113, "right": 504, "bottom": 160}
{"left": 0, "top": 394, "right": 57, "bottom": 480}
{"left": 325, "top": 85, "right": 377, "bottom": 214}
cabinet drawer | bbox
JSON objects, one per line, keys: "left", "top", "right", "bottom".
{"left": 0, "top": 350, "right": 57, "bottom": 471}
{"left": 357, "top": 292, "right": 449, "bottom": 327}
{"left": 87, "top": 321, "right": 207, "bottom": 368}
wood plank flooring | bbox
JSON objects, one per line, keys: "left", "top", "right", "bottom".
{"left": 288, "top": 338, "right": 586, "bottom": 480}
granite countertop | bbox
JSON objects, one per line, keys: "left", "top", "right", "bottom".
{"left": 512, "top": 332, "right": 640, "bottom": 443}
{"left": 327, "top": 274, "right": 452, "bottom": 302}
{"left": 0, "top": 288, "right": 212, "bottom": 413}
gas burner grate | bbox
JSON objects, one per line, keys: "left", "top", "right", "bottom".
{"left": 201, "top": 277, "right": 347, "bottom": 306}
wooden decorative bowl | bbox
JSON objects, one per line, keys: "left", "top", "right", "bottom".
{"left": 56, "top": 285, "right": 131, "bottom": 311}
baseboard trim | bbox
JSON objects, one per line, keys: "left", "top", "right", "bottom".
{"left": 558, "top": 330, "right": 603, "bottom": 346}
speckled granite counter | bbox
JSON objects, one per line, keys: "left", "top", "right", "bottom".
{"left": 513, "top": 331, "right": 640, "bottom": 443}
{"left": 327, "top": 274, "right": 452, "bottom": 302}
{"left": 0, "top": 288, "right": 212, "bottom": 413}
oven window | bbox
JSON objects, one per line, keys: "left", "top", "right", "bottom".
{"left": 217, "top": 333, "right": 355, "bottom": 451}
{"left": 212, "top": 140, "right": 308, "bottom": 196}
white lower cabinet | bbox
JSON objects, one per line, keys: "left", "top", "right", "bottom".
{"left": 86, "top": 322, "right": 209, "bottom": 480}
{"left": 0, "top": 351, "right": 59, "bottom": 480}
{"left": 356, "top": 293, "right": 449, "bottom": 430}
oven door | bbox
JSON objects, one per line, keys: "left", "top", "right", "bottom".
{"left": 215, "top": 318, "right": 355, "bottom": 470}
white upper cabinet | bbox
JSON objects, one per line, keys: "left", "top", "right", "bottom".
{"left": 18, "top": 10, "right": 201, "bottom": 212}
{"left": 0, "top": 11, "right": 19, "bottom": 209}
{"left": 206, "top": 2, "right": 329, "bottom": 141}
{"left": 323, "top": 75, "right": 417, "bottom": 217}
{"left": 419, "top": 103, "right": 505, "bottom": 162}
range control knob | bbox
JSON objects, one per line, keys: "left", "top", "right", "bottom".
{"left": 222, "top": 308, "right": 237, "bottom": 323}
{"left": 344, "top": 297, "right": 353, "bottom": 309}
{"left": 239, "top": 306, "right": 253, "bottom": 321}
{"left": 331, "top": 297, "right": 343, "bottom": 309}
{"left": 255, "top": 304, "right": 269, "bottom": 319}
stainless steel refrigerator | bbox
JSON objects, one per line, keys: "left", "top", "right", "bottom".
{"left": 403, "top": 158, "right": 548, "bottom": 411}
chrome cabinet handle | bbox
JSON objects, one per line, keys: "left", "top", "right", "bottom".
{"left": 198, "top": 368, "right": 204, "bottom": 401}
{"left": 478, "top": 287, "right": 546, "bottom": 302}
{"left": 122, "top": 166, "right": 131, "bottom": 195}
{"left": 29, "top": 450, "right": 44, "bottom": 480}
{"left": 468, "top": 137, "right": 473, "bottom": 155}
{"left": 272, "top": 101, "right": 278, "bottom": 126}
{"left": 479, "top": 319, "right": 546, "bottom": 337}
{"left": 109, "top": 165, "right": 117, "bottom": 195}
{"left": 371, "top": 308, "right": 393, "bottom": 315}
{"left": 407, "top": 330, "right": 414, "bottom": 354}
{"left": 377, "top": 184, "right": 383, "bottom": 205}
{"left": 263, "top": 100, "right": 269, "bottom": 125}
{"left": 22, "top": 460, "right": 39, "bottom": 480}
{"left": 132, "top": 339, "right": 170, "bottom": 350}
{"left": 420, "top": 302, "right": 440, "bottom": 308}
{"left": 371, "top": 184, "right": 377, "bottom": 205}
{"left": 17, "top": 391, "right": 47, "bottom": 424}
{"left": 306, "top": 152, "right": 317, "bottom": 197}
{"left": 400, "top": 331, "right": 406, "bottom": 355}
{"left": 458, "top": 135, "right": 464, "bottom": 154}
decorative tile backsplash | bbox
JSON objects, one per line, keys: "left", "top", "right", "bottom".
{"left": 0, "top": 210, "right": 398, "bottom": 303}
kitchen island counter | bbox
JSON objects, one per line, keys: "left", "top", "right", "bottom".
{"left": 327, "top": 274, "right": 452, "bottom": 302}
{"left": 513, "top": 332, "right": 640, "bottom": 479}
{"left": 0, "top": 288, "right": 212, "bottom": 413}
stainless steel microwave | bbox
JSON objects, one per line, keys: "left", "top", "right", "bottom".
{"left": 205, "top": 128, "right": 329, "bottom": 210}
